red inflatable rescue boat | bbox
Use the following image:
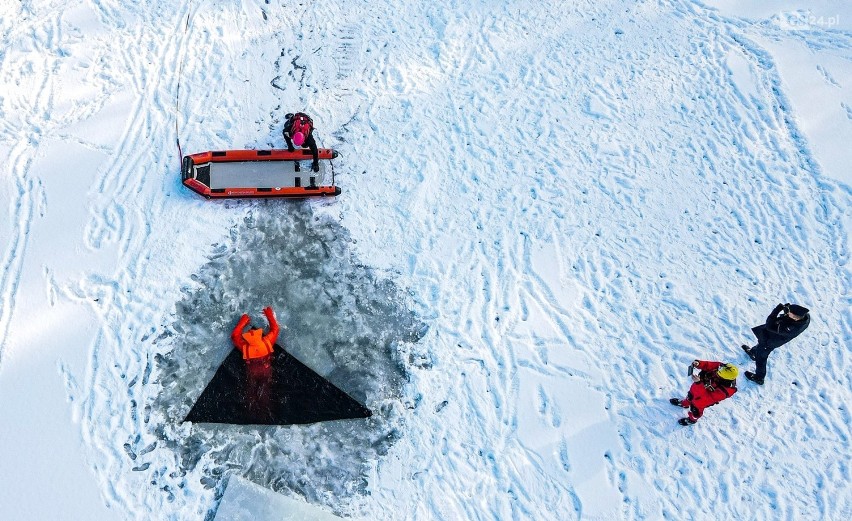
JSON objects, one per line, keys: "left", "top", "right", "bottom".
{"left": 181, "top": 148, "right": 341, "bottom": 198}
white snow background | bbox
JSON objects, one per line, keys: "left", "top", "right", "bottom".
{"left": 1, "top": 0, "right": 851, "bottom": 520}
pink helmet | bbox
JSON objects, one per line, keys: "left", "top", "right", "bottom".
{"left": 292, "top": 132, "right": 305, "bottom": 146}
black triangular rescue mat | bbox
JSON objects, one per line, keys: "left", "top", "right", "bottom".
{"left": 184, "top": 345, "right": 372, "bottom": 425}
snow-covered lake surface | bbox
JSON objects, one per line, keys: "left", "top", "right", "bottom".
{"left": 0, "top": 1, "right": 850, "bottom": 520}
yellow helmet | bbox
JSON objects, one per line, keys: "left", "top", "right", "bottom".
{"left": 717, "top": 363, "right": 739, "bottom": 380}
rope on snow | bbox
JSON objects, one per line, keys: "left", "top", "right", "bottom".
{"left": 175, "top": 8, "right": 192, "bottom": 169}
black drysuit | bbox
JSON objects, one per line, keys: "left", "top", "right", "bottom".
{"left": 750, "top": 304, "right": 810, "bottom": 379}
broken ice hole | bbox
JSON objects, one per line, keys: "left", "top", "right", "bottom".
{"left": 153, "top": 201, "right": 427, "bottom": 511}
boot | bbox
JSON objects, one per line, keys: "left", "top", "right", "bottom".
{"left": 678, "top": 417, "right": 697, "bottom": 426}
{"left": 670, "top": 398, "right": 687, "bottom": 407}
{"left": 741, "top": 345, "right": 756, "bottom": 361}
{"left": 745, "top": 371, "right": 764, "bottom": 385}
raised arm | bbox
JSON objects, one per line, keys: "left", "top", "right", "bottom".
{"left": 694, "top": 360, "right": 723, "bottom": 373}
{"left": 231, "top": 314, "right": 251, "bottom": 347}
{"left": 262, "top": 307, "right": 280, "bottom": 346}
{"left": 766, "top": 303, "right": 785, "bottom": 327}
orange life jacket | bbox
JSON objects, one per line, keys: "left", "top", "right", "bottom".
{"left": 240, "top": 328, "right": 274, "bottom": 360}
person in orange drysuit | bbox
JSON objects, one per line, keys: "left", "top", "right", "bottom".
{"left": 231, "top": 307, "right": 280, "bottom": 419}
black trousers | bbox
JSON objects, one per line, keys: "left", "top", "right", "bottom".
{"left": 751, "top": 344, "right": 776, "bottom": 379}
{"left": 750, "top": 326, "right": 787, "bottom": 379}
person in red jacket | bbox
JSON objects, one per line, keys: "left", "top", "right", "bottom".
{"left": 283, "top": 112, "right": 320, "bottom": 173}
{"left": 231, "top": 307, "right": 280, "bottom": 417}
{"left": 670, "top": 360, "right": 738, "bottom": 426}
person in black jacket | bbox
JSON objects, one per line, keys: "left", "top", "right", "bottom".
{"left": 283, "top": 112, "right": 319, "bottom": 172}
{"left": 742, "top": 303, "right": 810, "bottom": 385}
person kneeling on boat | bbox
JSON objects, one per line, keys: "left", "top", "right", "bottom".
{"left": 231, "top": 307, "right": 280, "bottom": 417}
{"left": 283, "top": 112, "right": 320, "bottom": 172}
